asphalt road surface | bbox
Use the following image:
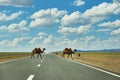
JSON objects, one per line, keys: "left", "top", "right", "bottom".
{"left": 0, "top": 54, "right": 120, "bottom": 80}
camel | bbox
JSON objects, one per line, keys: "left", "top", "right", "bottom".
{"left": 31, "top": 48, "right": 46, "bottom": 59}
{"left": 61, "top": 48, "right": 77, "bottom": 59}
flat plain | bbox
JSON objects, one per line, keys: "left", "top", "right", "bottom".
{"left": 0, "top": 52, "right": 30, "bottom": 62}
{"left": 53, "top": 52, "right": 120, "bottom": 74}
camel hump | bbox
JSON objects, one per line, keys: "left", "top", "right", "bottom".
{"left": 33, "top": 47, "right": 41, "bottom": 52}
{"left": 69, "top": 48, "right": 72, "bottom": 50}
{"left": 38, "top": 48, "right": 41, "bottom": 51}
{"left": 64, "top": 48, "right": 69, "bottom": 50}
{"left": 34, "top": 47, "right": 38, "bottom": 51}
{"left": 63, "top": 48, "right": 72, "bottom": 53}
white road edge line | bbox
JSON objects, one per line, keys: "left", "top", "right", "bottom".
{"left": 67, "top": 60, "right": 120, "bottom": 78}
{"left": 37, "top": 64, "right": 41, "bottom": 67}
{"left": 27, "top": 75, "right": 35, "bottom": 80}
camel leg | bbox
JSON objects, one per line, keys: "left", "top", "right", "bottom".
{"left": 37, "top": 54, "right": 39, "bottom": 59}
{"left": 71, "top": 54, "right": 73, "bottom": 59}
{"left": 33, "top": 55, "right": 35, "bottom": 58}
{"left": 39, "top": 54, "right": 42, "bottom": 59}
{"left": 61, "top": 53, "right": 65, "bottom": 59}
{"left": 63, "top": 54, "right": 65, "bottom": 59}
{"left": 61, "top": 54, "right": 63, "bottom": 59}
{"left": 67, "top": 54, "right": 70, "bottom": 59}
{"left": 31, "top": 54, "right": 35, "bottom": 59}
{"left": 31, "top": 53, "right": 33, "bottom": 58}
{"left": 31, "top": 53, "right": 35, "bottom": 58}
{"left": 31, "top": 54, "right": 32, "bottom": 58}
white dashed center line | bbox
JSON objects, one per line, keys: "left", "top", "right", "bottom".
{"left": 41, "top": 60, "right": 43, "bottom": 62}
{"left": 27, "top": 75, "right": 34, "bottom": 80}
{"left": 37, "top": 64, "right": 41, "bottom": 67}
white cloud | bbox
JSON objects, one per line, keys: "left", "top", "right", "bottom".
{"left": 111, "top": 28, "right": 120, "bottom": 35}
{"left": 0, "top": 0, "right": 33, "bottom": 7}
{"left": 77, "top": 36, "right": 120, "bottom": 50}
{"left": 98, "top": 19, "right": 120, "bottom": 28}
{"left": 96, "top": 29, "right": 112, "bottom": 32}
{"left": 60, "top": 11, "right": 103, "bottom": 28}
{"left": 30, "top": 8, "right": 67, "bottom": 27}
{"left": 0, "top": 40, "right": 9, "bottom": 45}
{"left": 0, "top": 36, "right": 31, "bottom": 52}
{"left": 101, "top": 37, "right": 120, "bottom": 48}
{"left": 31, "top": 32, "right": 118, "bottom": 51}
{"left": 54, "top": 35, "right": 120, "bottom": 50}
{"left": 29, "top": 32, "right": 46, "bottom": 44}
{"left": 77, "top": 26, "right": 91, "bottom": 34}
{"left": 83, "top": 36, "right": 96, "bottom": 45}
{"left": 0, "top": 11, "right": 23, "bottom": 22}
{"left": 61, "top": 1, "right": 120, "bottom": 28}
{"left": 71, "top": 0, "right": 85, "bottom": 6}
{"left": 43, "top": 35, "right": 53, "bottom": 44}
{"left": 29, "top": 33, "right": 76, "bottom": 51}
{"left": 0, "top": 20, "right": 29, "bottom": 32}
{"left": 0, "top": 37, "right": 30, "bottom": 47}
{"left": 4, "top": 32, "right": 119, "bottom": 52}
{"left": 29, "top": 33, "right": 53, "bottom": 48}
{"left": 29, "top": 37, "right": 40, "bottom": 44}
{"left": 1, "top": 1, "right": 120, "bottom": 52}
{"left": 113, "top": 0, "right": 120, "bottom": 4}
{"left": 54, "top": 36, "right": 78, "bottom": 49}
{"left": 38, "top": 32, "right": 46, "bottom": 36}
{"left": 30, "top": 18, "right": 53, "bottom": 27}
{"left": 30, "top": 8, "right": 67, "bottom": 19}
{"left": 83, "top": 2, "right": 120, "bottom": 17}
{"left": 9, "top": 37, "right": 29, "bottom": 46}
{"left": 81, "top": 2, "right": 120, "bottom": 24}
{"left": 58, "top": 25, "right": 91, "bottom": 35}
{"left": 61, "top": 11, "right": 86, "bottom": 26}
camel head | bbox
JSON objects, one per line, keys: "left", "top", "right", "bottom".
{"left": 72, "top": 49, "right": 77, "bottom": 54}
{"left": 43, "top": 48, "right": 46, "bottom": 51}
{"left": 74, "top": 49, "right": 77, "bottom": 52}
{"left": 42, "top": 48, "right": 46, "bottom": 53}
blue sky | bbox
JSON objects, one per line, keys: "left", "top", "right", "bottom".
{"left": 0, "top": 0, "right": 120, "bottom": 52}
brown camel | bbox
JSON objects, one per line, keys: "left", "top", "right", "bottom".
{"left": 31, "top": 48, "right": 46, "bottom": 59}
{"left": 61, "top": 48, "right": 77, "bottom": 59}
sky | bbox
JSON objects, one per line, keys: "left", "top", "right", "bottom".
{"left": 0, "top": 0, "right": 120, "bottom": 52}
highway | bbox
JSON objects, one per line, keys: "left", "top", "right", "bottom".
{"left": 0, "top": 54, "right": 120, "bottom": 80}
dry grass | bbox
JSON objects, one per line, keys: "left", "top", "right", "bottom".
{"left": 0, "top": 52, "right": 31, "bottom": 62}
{"left": 52, "top": 52, "right": 120, "bottom": 74}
